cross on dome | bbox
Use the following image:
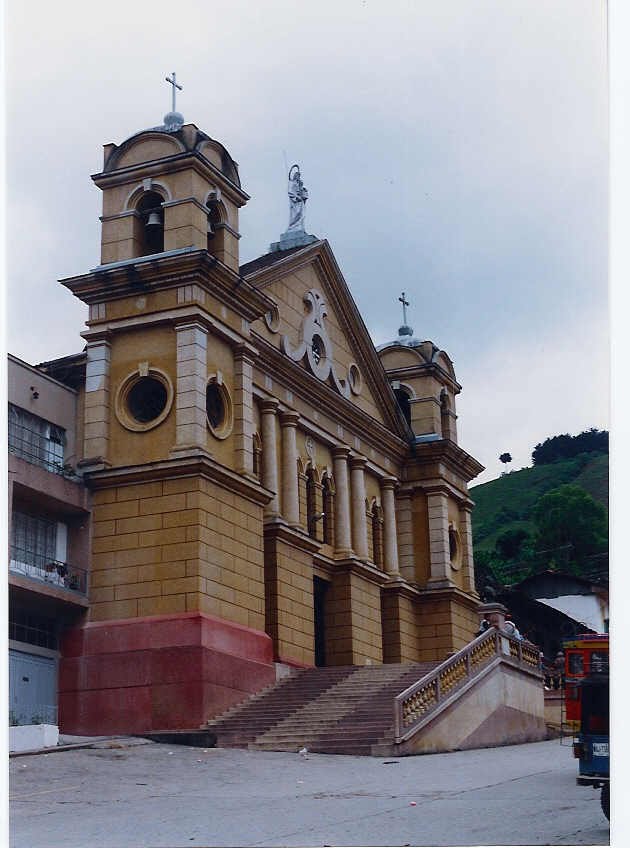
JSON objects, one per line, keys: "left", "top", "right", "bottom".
{"left": 163, "top": 72, "right": 184, "bottom": 132}
{"left": 398, "top": 291, "right": 413, "bottom": 339}
{"left": 165, "top": 72, "right": 183, "bottom": 112}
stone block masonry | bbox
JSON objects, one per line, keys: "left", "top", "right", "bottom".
{"left": 90, "top": 476, "right": 266, "bottom": 631}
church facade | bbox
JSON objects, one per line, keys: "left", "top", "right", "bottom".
{"left": 12, "top": 111, "right": 484, "bottom": 734}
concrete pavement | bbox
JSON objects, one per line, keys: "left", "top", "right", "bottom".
{"left": 9, "top": 737, "right": 610, "bottom": 847}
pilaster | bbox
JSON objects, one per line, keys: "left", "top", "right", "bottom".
{"left": 234, "top": 345, "right": 255, "bottom": 477}
{"left": 459, "top": 503, "right": 477, "bottom": 594}
{"left": 396, "top": 493, "right": 415, "bottom": 582}
{"left": 172, "top": 321, "right": 208, "bottom": 452}
{"left": 427, "top": 490, "right": 452, "bottom": 587}
{"left": 83, "top": 339, "right": 111, "bottom": 465}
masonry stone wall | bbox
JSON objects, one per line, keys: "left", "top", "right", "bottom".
{"left": 90, "top": 476, "right": 266, "bottom": 630}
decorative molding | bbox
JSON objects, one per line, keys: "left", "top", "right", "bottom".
{"left": 281, "top": 288, "right": 351, "bottom": 397}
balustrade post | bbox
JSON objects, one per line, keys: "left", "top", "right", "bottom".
{"left": 435, "top": 675, "right": 441, "bottom": 702}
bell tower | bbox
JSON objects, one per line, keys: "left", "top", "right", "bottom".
{"left": 94, "top": 99, "right": 247, "bottom": 272}
{"left": 59, "top": 99, "right": 280, "bottom": 735}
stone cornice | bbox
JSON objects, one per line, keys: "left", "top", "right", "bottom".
{"left": 61, "top": 249, "right": 275, "bottom": 324}
{"left": 333, "top": 556, "right": 391, "bottom": 588}
{"left": 386, "top": 362, "right": 462, "bottom": 394}
{"left": 80, "top": 305, "right": 256, "bottom": 354}
{"left": 82, "top": 453, "right": 274, "bottom": 507}
{"left": 263, "top": 520, "right": 322, "bottom": 554}
{"left": 408, "top": 439, "right": 485, "bottom": 483}
{"left": 92, "top": 150, "right": 250, "bottom": 207}
{"left": 417, "top": 584, "right": 482, "bottom": 611}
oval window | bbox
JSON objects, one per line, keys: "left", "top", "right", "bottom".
{"left": 311, "top": 335, "right": 324, "bottom": 365}
{"left": 127, "top": 377, "right": 168, "bottom": 423}
{"left": 206, "top": 382, "right": 225, "bottom": 429}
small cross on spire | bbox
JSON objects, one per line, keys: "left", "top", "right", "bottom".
{"left": 398, "top": 292, "right": 410, "bottom": 326}
{"left": 165, "top": 72, "right": 183, "bottom": 113}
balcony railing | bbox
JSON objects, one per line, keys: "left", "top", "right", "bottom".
{"left": 9, "top": 548, "right": 87, "bottom": 595}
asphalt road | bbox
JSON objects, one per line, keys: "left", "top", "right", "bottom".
{"left": 9, "top": 737, "right": 610, "bottom": 847}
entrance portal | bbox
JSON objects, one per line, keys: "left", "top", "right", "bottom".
{"left": 313, "top": 576, "right": 329, "bottom": 667}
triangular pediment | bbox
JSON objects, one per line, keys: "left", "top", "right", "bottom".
{"left": 242, "top": 240, "right": 407, "bottom": 437}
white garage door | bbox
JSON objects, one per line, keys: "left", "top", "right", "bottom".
{"left": 9, "top": 650, "right": 57, "bottom": 725}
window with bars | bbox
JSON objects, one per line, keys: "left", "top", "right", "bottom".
{"left": 9, "top": 607, "right": 58, "bottom": 650}
{"left": 8, "top": 404, "right": 66, "bottom": 473}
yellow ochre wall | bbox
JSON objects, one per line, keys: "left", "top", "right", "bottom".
{"left": 90, "top": 477, "right": 265, "bottom": 631}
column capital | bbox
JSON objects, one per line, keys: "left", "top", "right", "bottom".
{"left": 173, "top": 319, "right": 209, "bottom": 335}
{"left": 261, "top": 398, "right": 280, "bottom": 414}
{"left": 349, "top": 454, "right": 368, "bottom": 471}
{"left": 233, "top": 342, "right": 259, "bottom": 363}
{"left": 279, "top": 410, "right": 300, "bottom": 428}
{"left": 380, "top": 476, "right": 398, "bottom": 491}
{"left": 332, "top": 445, "right": 351, "bottom": 460}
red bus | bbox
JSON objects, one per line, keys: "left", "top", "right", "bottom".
{"left": 563, "top": 634, "right": 609, "bottom": 731}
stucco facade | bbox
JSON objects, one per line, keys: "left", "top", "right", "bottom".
{"left": 11, "top": 116, "right": 485, "bottom": 734}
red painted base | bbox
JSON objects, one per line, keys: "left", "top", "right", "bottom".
{"left": 58, "top": 612, "right": 276, "bottom": 735}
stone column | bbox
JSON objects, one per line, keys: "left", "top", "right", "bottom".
{"left": 279, "top": 410, "right": 300, "bottom": 526}
{"left": 332, "top": 446, "right": 352, "bottom": 555}
{"left": 381, "top": 477, "right": 400, "bottom": 575}
{"left": 396, "top": 493, "right": 415, "bottom": 582}
{"left": 427, "top": 490, "right": 451, "bottom": 585}
{"left": 350, "top": 456, "right": 369, "bottom": 560}
{"left": 459, "top": 503, "right": 476, "bottom": 593}
{"left": 83, "top": 338, "right": 111, "bottom": 464}
{"left": 261, "top": 399, "right": 280, "bottom": 517}
{"left": 233, "top": 345, "right": 255, "bottom": 476}
{"left": 173, "top": 321, "right": 208, "bottom": 451}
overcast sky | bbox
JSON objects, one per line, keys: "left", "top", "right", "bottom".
{"left": 4, "top": 0, "right": 609, "bottom": 484}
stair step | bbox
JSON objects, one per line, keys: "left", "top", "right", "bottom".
{"left": 207, "top": 661, "right": 442, "bottom": 756}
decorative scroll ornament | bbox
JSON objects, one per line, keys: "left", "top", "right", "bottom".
{"left": 281, "top": 288, "right": 355, "bottom": 398}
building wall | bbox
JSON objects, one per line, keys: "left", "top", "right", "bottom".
{"left": 90, "top": 476, "right": 265, "bottom": 629}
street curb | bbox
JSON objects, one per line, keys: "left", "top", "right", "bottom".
{"left": 9, "top": 736, "right": 146, "bottom": 758}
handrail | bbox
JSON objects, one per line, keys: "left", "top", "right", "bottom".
{"left": 393, "top": 627, "right": 542, "bottom": 742}
{"left": 9, "top": 552, "right": 88, "bottom": 595}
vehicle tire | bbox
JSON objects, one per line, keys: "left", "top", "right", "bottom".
{"left": 601, "top": 784, "right": 610, "bottom": 821}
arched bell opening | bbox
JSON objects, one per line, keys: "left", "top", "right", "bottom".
{"left": 136, "top": 191, "right": 165, "bottom": 256}
{"left": 206, "top": 197, "right": 227, "bottom": 260}
{"left": 394, "top": 387, "right": 412, "bottom": 428}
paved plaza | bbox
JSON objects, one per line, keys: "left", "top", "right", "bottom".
{"left": 9, "top": 737, "right": 611, "bottom": 847}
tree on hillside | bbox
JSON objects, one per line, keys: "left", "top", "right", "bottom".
{"left": 533, "top": 484, "right": 608, "bottom": 564}
{"left": 532, "top": 429, "right": 608, "bottom": 466}
{"left": 495, "top": 528, "right": 532, "bottom": 561}
{"left": 499, "top": 452, "right": 512, "bottom": 466}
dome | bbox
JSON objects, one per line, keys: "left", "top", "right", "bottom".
{"left": 102, "top": 120, "right": 242, "bottom": 188}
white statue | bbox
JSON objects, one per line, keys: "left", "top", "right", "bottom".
{"left": 287, "top": 165, "right": 308, "bottom": 232}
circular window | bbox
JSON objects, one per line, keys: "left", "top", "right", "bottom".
{"left": 206, "top": 378, "right": 233, "bottom": 439}
{"left": 127, "top": 377, "right": 168, "bottom": 423}
{"left": 115, "top": 369, "right": 173, "bottom": 432}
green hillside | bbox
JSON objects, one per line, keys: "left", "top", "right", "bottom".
{"left": 470, "top": 452, "right": 608, "bottom": 554}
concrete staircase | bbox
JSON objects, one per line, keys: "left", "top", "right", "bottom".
{"left": 207, "top": 662, "right": 439, "bottom": 755}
